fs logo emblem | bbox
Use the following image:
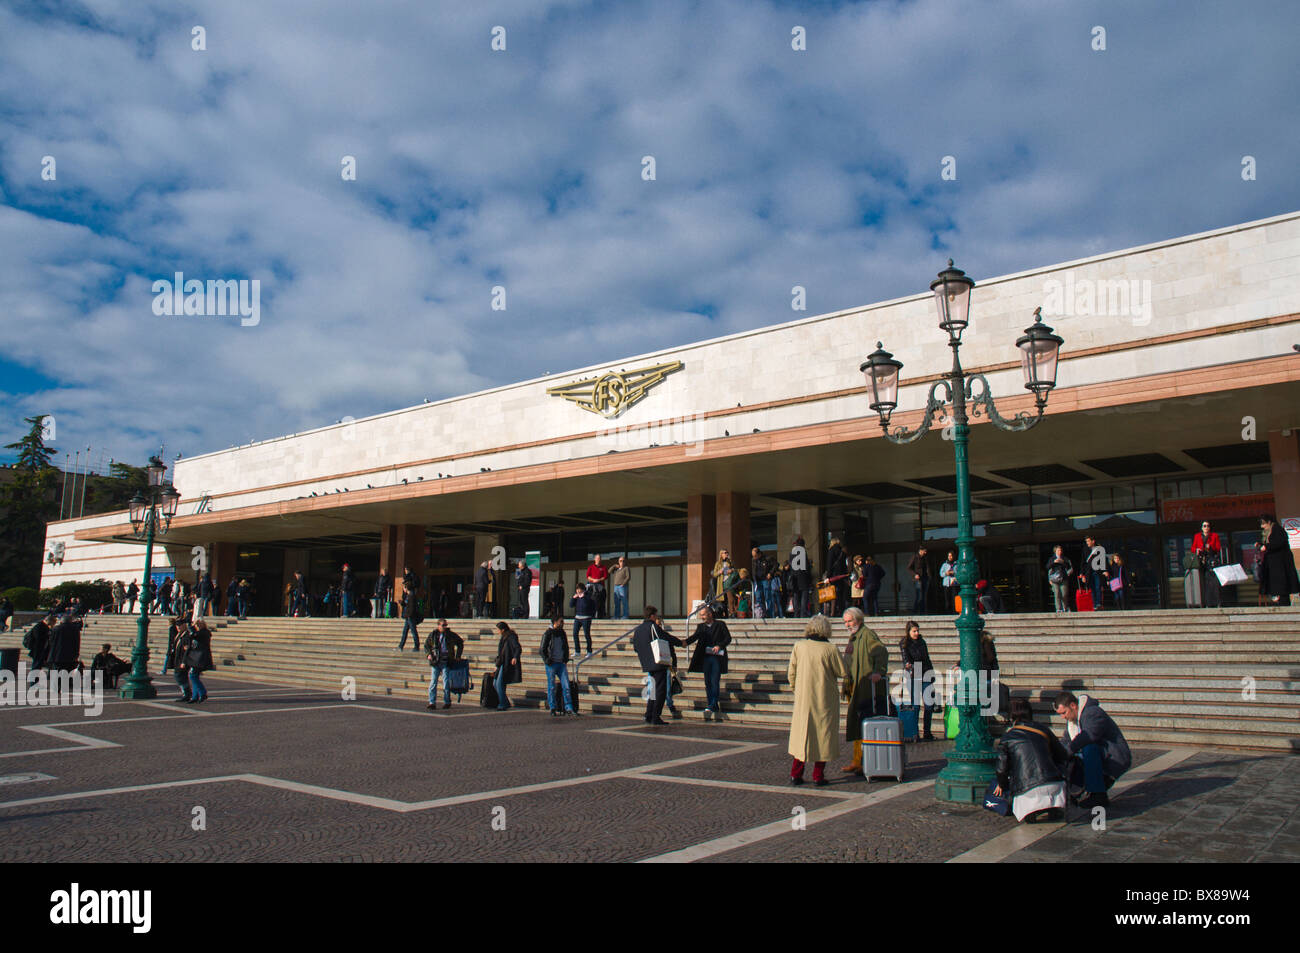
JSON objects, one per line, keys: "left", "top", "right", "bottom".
{"left": 546, "top": 361, "right": 683, "bottom": 419}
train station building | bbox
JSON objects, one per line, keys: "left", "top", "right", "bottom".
{"left": 42, "top": 211, "right": 1300, "bottom": 617}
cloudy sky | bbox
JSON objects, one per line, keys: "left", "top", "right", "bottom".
{"left": 2, "top": 0, "right": 1297, "bottom": 471}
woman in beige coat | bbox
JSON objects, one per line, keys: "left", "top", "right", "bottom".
{"left": 786, "top": 614, "right": 845, "bottom": 786}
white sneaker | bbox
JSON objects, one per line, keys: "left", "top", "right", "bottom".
{"left": 703, "top": 708, "right": 713, "bottom": 721}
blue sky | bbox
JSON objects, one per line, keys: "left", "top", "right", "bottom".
{"left": 2, "top": 0, "right": 1297, "bottom": 469}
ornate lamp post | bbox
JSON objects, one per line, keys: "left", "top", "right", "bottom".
{"left": 118, "top": 455, "right": 181, "bottom": 700}
{"left": 861, "top": 261, "right": 1063, "bottom": 803}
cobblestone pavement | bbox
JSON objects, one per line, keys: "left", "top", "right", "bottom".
{"left": 0, "top": 677, "right": 1293, "bottom": 863}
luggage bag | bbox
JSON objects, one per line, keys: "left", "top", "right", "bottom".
{"left": 446, "top": 660, "right": 471, "bottom": 696}
{"left": 861, "top": 716, "right": 905, "bottom": 781}
{"left": 898, "top": 705, "right": 920, "bottom": 742}
{"left": 1075, "top": 588, "right": 1094, "bottom": 612}
{"left": 480, "top": 674, "right": 499, "bottom": 709}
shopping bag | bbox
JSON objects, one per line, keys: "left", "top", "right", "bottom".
{"left": 1213, "top": 564, "right": 1248, "bottom": 586}
{"left": 641, "top": 674, "right": 656, "bottom": 700}
{"left": 945, "top": 705, "right": 960, "bottom": 739}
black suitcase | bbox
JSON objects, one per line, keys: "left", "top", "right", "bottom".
{"left": 568, "top": 674, "right": 580, "bottom": 712}
{"left": 480, "top": 674, "right": 499, "bottom": 709}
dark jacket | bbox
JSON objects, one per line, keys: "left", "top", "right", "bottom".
{"left": 632, "top": 619, "right": 671, "bottom": 673}
{"left": 540, "top": 625, "right": 570, "bottom": 665}
{"left": 374, "top": 573, "right": 391, "bottom": 598}
{"left": 1045, "top": 555, "right": 1073, "bottom": 584}
{"left": 515, "top": 567, "right": 532, "bottom": 594}
{"left": 46, "top": 616, "right": 82, "bottom": 671}
{"left": 341, "top": 570, "right": 354, "bottom": 594}
{"left": 1079, "top": 544, "right": 1105, "bottom": 583}
{"left": 900, "top": 634, "right": 933, "bottom": 675}
{"left": 474, "top": 566, "right": 490, "bottom": 593}
{"left": 126, "top": 582, "right": 139, "bottom": 600}
{"left": 181, "top": 626, "right": 214, "bottom": 672}
{"left": 424, "top": 627, "right": 464, "bottom": 664}
{"left": 570, "top": 591, "right": 596, "bottom": 618}
{"left": 494, "top": 629, "right": 522, "bottom": 683}
{"left": 996, "top": 721, "right": 1069, "bottom": 796}
{"left": 685, "top": 620, "right": 731, "bottom": 674}
{"left": 906, "top": 553, "right": 929, "bottom": 580}
{"left": 23, "top": 620, "right": 52, "bottom": 667}
{"left": 1060, "top": 694, "right": 1132, "bottom": 781}
{"left": 226, "top": 578, "right": 239, "bottom": 599}
{"left": 1260, "top": 524, "right": 1300, "bottom": 598}
{"left": 861, "top": 562, "right": 886, "bottom": 593}
{"left": 92, "top": 650, "right": 129, "bottom": 674}
{"left": 826, "top": 544, "right": 848, "bottom": 579}
{"left": 401, "top": 591, "right": 421, "bottom": 620}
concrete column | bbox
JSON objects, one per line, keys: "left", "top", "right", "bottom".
{"left": 212, "top": 541, "right": 237, "bottom": 595}
{"left": 716, "top": 492, "right": 751, "bottom": 571}
{"left": 687, "top": 495, "right": 716, "bottom": 607}
{"left": 777, "top": 505, "right": 822, "bottom": 575}
{"left": 379, "top": 525, "right": 399, "bottom": 585}
{"left": 393, "top": 524, "right": 425, "bottom": 601}
{"left": 1267, "top": 429, "right": 1300, "bottom": 570}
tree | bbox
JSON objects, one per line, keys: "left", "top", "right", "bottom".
{"left": 0, "top": 415, "right": 61, "bottom": 589}
{"left": 83, "top": 461, "right": 149, "bottom": 516}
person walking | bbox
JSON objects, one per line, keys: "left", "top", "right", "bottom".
{"left": 398, "top": 588, "right": 423, "bottom": 652}
{"left": 1045, "top": 545, "right": 1073, "bottom": 613}
{"left": 1079, "top": 536, "right": 1105, "bottom": 609}
{"left": 900, "top": 620, "right": 936, "bottom": 740}
{"left": 993, "top": 697, "right": 1070, "bottom": 822}
{"left": 632, "top": 605, "right": 672, "bottom": 725}
{"left": 126, "top": 580, "right": 139, "bottom": 615}
{"left": 179, "top": 619, "right": 213, "bottom": 704}
{"left": 570, "top": 583, "right": 595, "bottom": 657}
{"left": 225, "top": 577, "right": 239, "bottom": 618}
{"left": 236, "top": 579, "right": 252, "bottom": 619}
{"left": 290, "top": 571, "right": 308, "bottom": 617}
{"left": 540, "top": 616, "right": 577, "bottom": 716}
{"left": 907, "top": 545, "right": 930, "bottom": 613}
{"left": 1105, "top": 554, "right": 1130, "bottom": 610}
{"left": 492, "top": 621, "right": 522, "bottom": 710}
{"left": 841, "top": 607, "right": 888, "bottom": 775}
{"left": 424, "top": 618, "right": 464, "bottom": 710}
{"left": 610, "top": 556, "right": 631, "bottom": 620}
{"left": 685, "top": 603, "right": 731, "bottom": 720}
{"left": 787, "top": 614, "right": 844, "bottom": 786}
{"left": 166, "top": 618, "right": 191, "bottom": 700}
{"left": 1258, "top": 514, "right": 1300, "bottom": 606}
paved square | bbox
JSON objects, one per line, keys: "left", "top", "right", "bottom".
{"left": 0, "top": 675, "right": 1294, "bottom": 863}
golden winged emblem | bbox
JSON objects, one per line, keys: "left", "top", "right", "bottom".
{"left": 546, "top": 361, "right": 683, "bottom": 418}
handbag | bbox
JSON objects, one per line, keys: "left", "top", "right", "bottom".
{"left": 816, "top": 582, "right": 836, "bottom": 604}
{"left": 1108, "top": 576, "right": 1122, "bottom": 592}
{"left": 982, "top": 780, "right": 1012, "bottom": 816}
{"left": 649, "top": 626, "right": 672, "bottom": 665}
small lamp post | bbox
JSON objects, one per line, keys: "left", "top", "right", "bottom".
{"left": 861, "top": 262, "right": 1063, "bottom": 804}
{"left": 119, "top": 455, "right": 181, "bottom": 700}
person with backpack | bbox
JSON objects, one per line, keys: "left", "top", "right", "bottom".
{"left": 424, "top": 618, "right": 464, "bottom": 710}
{"left": 540, "top": 615, "right": 576, "bottom": 716}
{"left": 398, "top": 588, "right": 422, "bottom": 652}
{"left": 492, "top": 621, "right": 522, "bottom": 711}
{"left": 992, "top": 697, "right": 1070, "bottom": 822}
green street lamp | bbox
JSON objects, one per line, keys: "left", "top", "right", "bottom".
{"left": 118, "top": 455, "right": 181, "bottom": 700}
{"left": 861, "top": 261, "right": 1063, "bottom": 804}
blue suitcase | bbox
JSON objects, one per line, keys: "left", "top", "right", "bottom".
{"left": 898, "top": 705, "right": 920, "bottom": 742}
{"left": 446, "top": 660, "right": 471, "bottom": 696}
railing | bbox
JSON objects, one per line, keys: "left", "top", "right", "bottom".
{"left": 573, "top": 576, "right": 751, "bottom": 673}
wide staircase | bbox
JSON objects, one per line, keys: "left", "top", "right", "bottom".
{"left": 6, "top": 608, "right": 1298, "bottom": 752}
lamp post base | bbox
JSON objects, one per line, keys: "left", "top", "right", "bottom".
{"left": 118, "top": 674, "right": 158, "bottom": 701}
{"left": 935, "top": 749, "right": 998, "bottom": 804}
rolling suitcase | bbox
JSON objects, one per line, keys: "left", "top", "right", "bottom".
{"left": 1075, "top": 588, "right": 1094, "bottom": 612}
{"left": 861, "top": 716, "right": 905, "bottom": 781}
{"left": 480, "top": 674, "right": 499, "bottom": 709}
{"left": 446, "top": 660, "right": 471, "bottom": 697}
{"left": 898, "top": 705, "right": 920, "bottom": 742}
{"left": 568, "top": 673, "right": 580, "bottom": 712}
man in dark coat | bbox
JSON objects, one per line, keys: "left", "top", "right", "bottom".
{"left": 473, "top": 562, "right": 491, "bottom": 618}
{"left": 1078, "top": 536, "right": 1106, "bottom": 608}
{"left": 290, "top": 571, "right": 308, "bottom": 617}
{"left": 398, "top": 588, "right": 422, "bottom": 652}
{"left": 340, "top": 563, "right": 355, "bottom": 618}
{"left": 684, "top": 603, "right": 731, "bottom": 719}
{"left": 1054, "top": 690, "right": 1132, "bottom": 809}
{"left": 45, "top": 613, "right": 82, "bottom": 672}
{"left": 126, "top": 580, "right": 139, "bottom": 614}
{"left": 23, "top": 613, "right": 56, "bottom": 673}
{"left": 514, "top": 560, "right": 532, "bottom": 619}
{"left": 825, "top": 538, "right": 849, "bottom": 615}
{"left": 91, "top": 643, "right": 131, "bottom": 689}
{"left": 225, "top": 577, "right": 239, "bottom": 617}
{"left": 861, "top": 556, "right": 886, "bottom": 616}
{"left": 790, "top": 537, "right": 813, "bottom": 617}
{"left": 906, "top": 545, "right": 930, "bottom": 612}
{"left": 373, "top": 569, "right": 392, "bottom": 618}
{"left": 632, "top": 605, "right": 671, "bottom": 725}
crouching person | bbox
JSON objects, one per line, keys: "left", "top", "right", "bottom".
{"left": 993, "top": 698, "right": 1070, "bottom": 822}
{"left": 1054, "top": 690, "right": 1131, "bottom": 809}
{"left": 91, "top": 643, "right": 131, "bottom": 690}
